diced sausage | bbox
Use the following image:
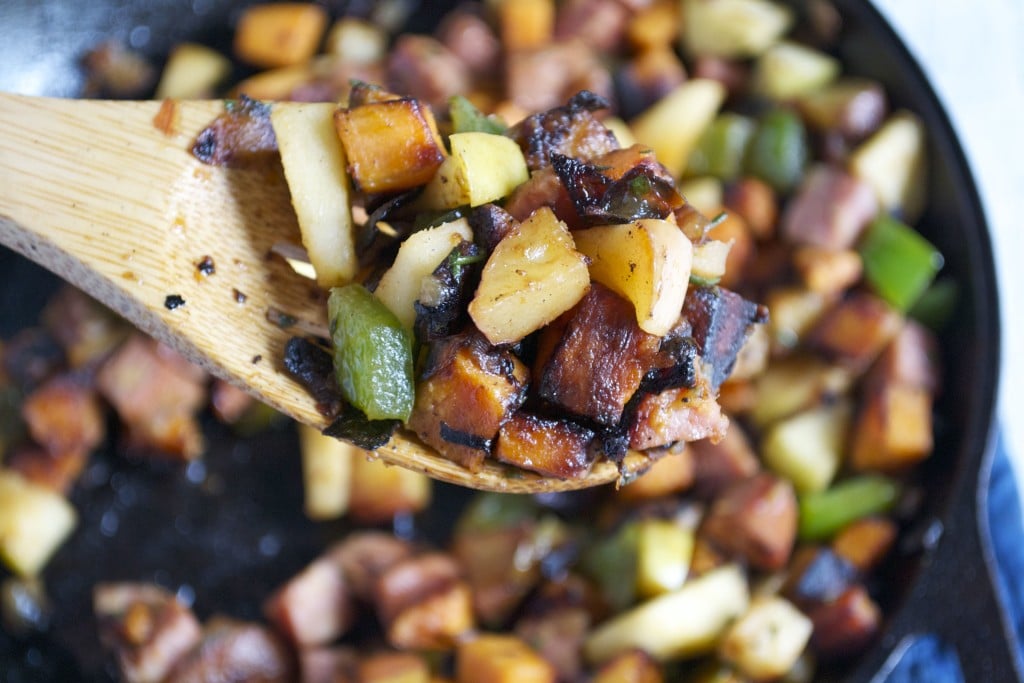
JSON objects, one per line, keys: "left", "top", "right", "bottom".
{"left": 264, "top": 557, "right": 353, "bottom": 647}
{"left": 437, "top": 8, "right": 501, "bottom": 78}
{"left": 781, "top": 165, "right": 877, "bottom": 250}
{"left": 689, "top": 424, "right": 760, "bottom": 499}
{"left": 327, "top": 532, "right": 414, "bottom": 602}
{"left": 94, "top": 583, "right": 202, "bottom": 683}
{"left": 682, "top": 286, "right": 768, "bottom": 391}
{"left": 21, "top": 375, "right": 104, "bottom": 462}
{"left": 506, "top": 91, "right": 618, "bottom": 171}
{"left": 808, "top": 585, "right": 881, "bottom": 659}
{"left": 555, "top": 0, "right": 630, "bottom": 53}
{"left": 164, "top": 617, "right": 293, "bottom": 683}
{"left": 387, "top": 34, "right": 470, "bottom": 111}
{"left": 628, "top": 375, "right": 730, "bottom": 450}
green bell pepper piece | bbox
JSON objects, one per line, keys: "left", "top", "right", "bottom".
{"left": 744, "top": 108, "right": 808, "bottom": 193}
{"left": 328, "top": 283, "right": 415, "bottom": 422}
{"left": 687, "top": 113, "right": 755, "bottom": 180}
{"left": 859, "top": 215, "right": 943, "bottom": 312}
{"left": 799, "top": 475, "right": 900, "bottom": 541}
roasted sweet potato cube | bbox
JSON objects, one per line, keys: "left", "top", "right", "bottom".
{"left": 850, "top": 383, "right": 933, "bottom": 471}
{"left": 615, "top": 448, "right": 694, "bottom": 502}
{"left": 498, "top": 0, "right": 555, "bottom": 51}
{"left": 335, "top": 99, "right": 445, "bottom": 194}
{"left": 808, "top": 585, "right": 881, "bottom": 659}
{"left": 700, "top": 473, "right": 797, "bottom": 571}
{"left": 456, "top": 635, "right": 557, "bottom": 683}
{"left": 724, "top": 177, "right": 777, "bottom": 241}
{"left": 808, "top": 292, "right": 902, "bottom": 375}
{"left": 409, "top": 333, "right": 528, "bottom": 471}
{"left": 234, "top": 3, "right": 327, "bottom": 68}
{"left": 21, "top": 376, "right": 104, "bottom": 459}
{"left": 358, "top": 652, "right": 431, "bottom": 683}
{"left": 593, "top": 648, "right": 663, "bottom": 683}
{"left": 4, "top": 445, "right": 87, "bottom": 495}
{"left": 375, "top": 553, "right": 475, "bottom": 650}
{"left": 690, "top": 424, "right": 760, "bottom": 499}
{"left": 538, "top": 284, "right": 662, "bottom": 426}
{"left": 865, "top": 321, "right": 940, "bottom": 393}
{"left": 495, "top": 412, "right": 595, "bottom": 479}
{"left": 348, "top": 452, "right": 432, "bottom": 523}
{"left": 831, "top": 517, "right": 898, "bottom": 573}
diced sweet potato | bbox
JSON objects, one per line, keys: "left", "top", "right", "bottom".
{"left": 831, "top": 517, "right": 898, "bottom": 573}
{"left": 706, "top": 210, "right": 754, "bottom": 291}
{"left": 627, "top": 0, "right": 680, "bottom": 52}
{"left": 724, "top": 177, "right": 777, "bottom": 241}
{"left": 616, "top": 448, "right": 695, "bottom": 502}
{"left": 689, "top": 425, "right": 760, "bottom": 499}
{"left": 865, "top": 321, "right": 940, "bottom": 394}
{"left": 4, "top": 445, "right": 87, "bottom": 495}
{"left": 409, "top": 333, "right": 529, "bottom": 471}
{"left": 456, "top": 635, "right": 557, "bottom": 683}
{"left": 850, "top": 383, "right": 933, "bottom": 471}
{"left": 592, "top": 649, "right": 663, "bottom": 683}
{"left": 538, "top": 284, "right": 662, "bottom": 426}
{"left": 498, "top": 0, "right": 555, "bottom": 51}
{"left": 495, "top": 412, "right": 595, "bottom": 478}
{"left": 792, "top": 246, "right": 863, "bottom": 296}
{"left": 700, "top": 473, "right": 797, "bottom": 571}
{"left": 807, "top": 585, "right": 881, "bottom": 659}
{"left": 358, "top": 652, "right": 431, "bottom": 683}
{"left": 234, "top": 3, "right": 327, "bottom": 69}
{"left": 808, "top": 292, "right": 902, "bottom": 375}
{"left": 375, "top": 554, "right": 475, "bottom": 650}
{"left": 348, "top": 453, "right": 432, "bottom": 523}
{"left": 334, "top": 98, "right": 446, "bottom": 194}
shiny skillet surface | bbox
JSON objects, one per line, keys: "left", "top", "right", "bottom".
{"left": 0, "top": 0, "right": 1009, "bottom": 680}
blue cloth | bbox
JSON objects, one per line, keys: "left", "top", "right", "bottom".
{"left": 886, "top": 431, "right": 1024, "bottom": 681}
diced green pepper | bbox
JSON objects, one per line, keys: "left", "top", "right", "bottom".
{"left": 909, "top": 278, "right": 958, "bottom": 330}
{"left": 799, "top": 475, "right": 900, "bottom": 541}
{"left": 687, "top": 113, "right": 755, "bottom": 180}
{"left": 744, "top": 108, "right": 808, "bottom": 193}
{"left": 859, "top": 215, "right": 943, "bottom": 312}
{"left": 457, "top": 492, "right": 538, "bottom": 534}
{"left": 449, "top": 95, "right": 507, "bottom": 135}
{"left": 328, "top": 283, "right": 415, "bottom": 421}
{"left": 580, "top": 522, "right": 640, "bottom": 612}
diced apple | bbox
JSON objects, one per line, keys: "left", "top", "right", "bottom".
{"left": 849, "top": 111, "right": 927, "bottom": 224}
{"left": 375, "top": 218, "right": 474, "bottom": 329}
{"left": 298, "top": 423, "right": 352, "bottom": 521}
{"left": 719, "top": 596, "right": 813, "bottom": 680}
{"left": 573, "top": 219, "right": 692, "bottom": 336}
{"left": 271, "top": 103, "right": 357, "bottom": 288}
{"left": 762, "top": 400, "right": 852, "bottom": 494}
{"left": 631, "top": 79, "right": 727, "bottom": 178}
{"left": 469, "top": 207, "right": 590, "bottom": 345}
{"left": 419, "top": 132, "right": 530, "bottom": 210}
{"left": 681, "top": 0, "right": 793, "bottom": 59}
{"left": 155, "top": 43, "right": 232, "bottom": 100}
{"left": 0, "top": 469, "right": 77, "bottom": 576}
{"left": 754, "top": 41, "right": 840, "bottom": 100}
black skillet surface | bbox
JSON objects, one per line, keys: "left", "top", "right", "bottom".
{"left": 0, "top": 0, "right": 1014, "bottom": 681}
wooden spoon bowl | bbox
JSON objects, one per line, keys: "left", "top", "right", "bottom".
{"left": 0, "top": 94, "right": 635, "bottom": 492}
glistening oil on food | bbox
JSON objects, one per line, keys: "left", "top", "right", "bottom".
{"left": 0, "top": 0, "right": 956, "bottom": 681}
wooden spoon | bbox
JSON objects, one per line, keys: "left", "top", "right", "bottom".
{"left": 0, "top": 93, "right": 644, "bottom": 493}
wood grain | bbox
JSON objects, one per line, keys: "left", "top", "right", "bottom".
{"left": 0, "top": 94, "right": 626, "bottom": 492}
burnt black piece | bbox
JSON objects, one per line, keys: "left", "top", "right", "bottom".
{"left": 682, "top": 286, "right": 768, "bottom": 391}
{"left": 552, "top": 153, "right": 683, "bottom": 225}
{"left": 163, "top": 294, "right": 185, "bottom": 310}
{"left": 197, "top": 256, "right": 215, "bottom": 276}
{"left": 641, "top": 335, "right": 698, "bottom": 394}
{"left": 191, "top": 95, "right": 276, "bottom": 168}
{"left": 440, "top": 422, "right": 492, "bottom": 452}
{"left": 323, "top": 410, "right": 399, "bottom": 451}
{"left": 413, "top": 240, "right": 483, "bottom": 343}
{"left": 468, "top": 204, "right": 517, "bottom": 253}
{"left": 282, "top": 336, "right": 343, "bottom": 418}
{"left": 790, "top": 549, "right": 860, "bottom": 605}
{"left": 506, "top": 90, "right": 618, "bottom": 171}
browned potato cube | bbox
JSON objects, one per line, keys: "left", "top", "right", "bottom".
{"left": 593, "top": 649, "right": 663, "bottom": 683}
{"left": 865, "top": 321, "right": 940, "bottom": 393}
{"left": 358, "top": 652, "right": 431, "bottom": 683}
{"left": 724, "top": 177, "right": 777, "bottom": 241}
{"left": 792, "top": 246, "right": 863, "bottom": 296}
{"left": 850, "top": 384, "right": 933, "bottom": 471}
{"left": 234, "top": 3, "right": 327, "bottom": 69}
{"left": 408, "top": 333, "right": 529, "bottom": 471}
{"left": 494, "top": 412, "right": 594, "bottom": 479}
{"left": 335, "top": 99, "right": 446, "bottom": 194}
{"left": 831, "top": 517, "right": 898, "bottom": 573}
{"left": 456, "top": 635, "right": 557, "bottom": 683}
{"left": 808, "top": 292, "right": 902, "bottom": 374}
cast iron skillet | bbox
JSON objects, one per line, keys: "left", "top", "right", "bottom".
{"left": 0, "top": 0, "right": 1015, "bottom": 680}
